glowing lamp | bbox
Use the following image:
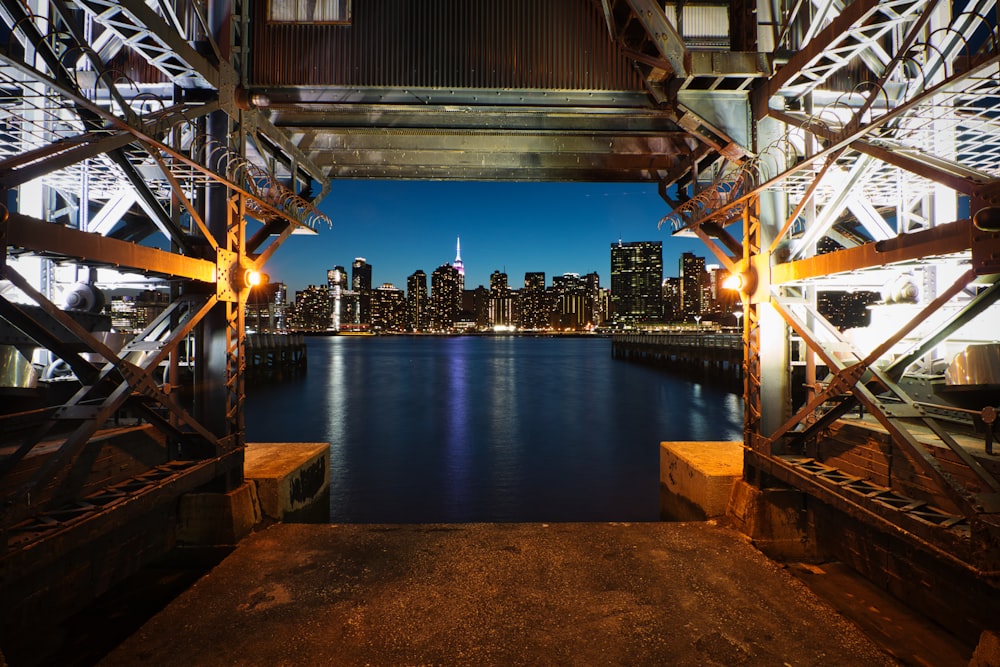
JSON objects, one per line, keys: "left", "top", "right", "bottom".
{"left": 240, "top": 269, "right": 268, "bottom": 289}
{"left": 723, "top": 264, "right": 757, "bottom": 295}
{"left": 722, "top": 273, "right": 744, "bottom": 291}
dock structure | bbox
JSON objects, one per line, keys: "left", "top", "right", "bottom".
{"left": 612, "top": 332, "right": 743, "bottom": 381}
{"left": 2, "top": 0, "right": 1000, "bottom": 661}
{"left": 245, "top": 334, "right": 307, "bottom": 376}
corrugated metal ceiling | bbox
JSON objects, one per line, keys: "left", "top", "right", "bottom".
{"left": 251, "top": 0, "right": 644, "bottom": 92}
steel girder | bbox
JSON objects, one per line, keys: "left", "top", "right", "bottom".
{"left": 664, "top": 0, "right": 1000, "bottom": 568}
{"left": 0, "top": 0, "right": 329, "bottom": 566}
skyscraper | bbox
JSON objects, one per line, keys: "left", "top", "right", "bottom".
{"left": 488, "top": 270, "right": 515, "bottom": 327}
{"left": 352, "top": 257, "right": 373, "bottom": 325}
{"left": 351, "top": 257, "right": 372, "bottom": 292}
{"left": 369, "top": 283, "right": 406, "bottom": 332}
{"left": 680, "top": 252, "right": 705, "bottom": 322}
{"left": 662, "top": 277, "right": 682, "bottom": 321}
{"left": 406, "top": 270, "right": 429, "bottom": 332}
{"left": 430, "top": 263, "right": 461, "bottom": 331}
{"left": 453, "top": 237, "right": 465, "bottom": 292}
{"left": 610, "top": 240, "right": 663, "bottom": 325}
{"left": 327, "top": 266, "right": 347, "bottom": 331}
{"left": 520, "top": 272, "right": 549, "bottom": 330}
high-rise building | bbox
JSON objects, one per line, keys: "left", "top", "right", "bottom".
{"left": 327, "top": 266, "right": 347, "bottom": 331}
{"left": 352, "top": 257, "right": 373, "bottom": 325}
{"left": 610, "top": 240, "right": 663, "bottom": 325}
{"left": 679, "top": 252, "right": 705, "bottom": 322}
{"left": 583, "top": 271, "right": 603, "bottom": 327}
{"left": 351, "top": 257, "right": 372, "bottom": 292}
{"left": 370, "top": 283, "right": 406, "bottom": 332}
{"left": 662, "top": 277, "right": 682, "bottom": 321}
{"left": 472, "top": 285, "right": 490, "bottom": 329}
{"left": 289, "top": 285, "right": 331, "bottom": 331}
{"left": 488, "top": 270, "right": 515, "bottom": 327}
{"left": 550, "top": 272, "right": 602, "bottom": 330}
{"left": 519, "top": 272, "right": 549, "bottom": 330}
{"left": 406, "top": 270, "right": 428, "bottom": 332}
{"left": 453, "top": 237, "right": 465, "bottom": 292}
{"left": 246, "top": 282, "right": 282, "bottom": 332}
{"left": 274, "top": 283, "right": 288, "bottom": 331}
{"left": 430, "top": 263, "right": 461, "bottom": 331}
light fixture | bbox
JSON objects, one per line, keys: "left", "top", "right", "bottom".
{"left": 974, "top": 206, "right": 1000, "bottom": 232}
{"left": 723, "top": 262, "right": 757, "bottom": 296}
{"left": 238, "top": 268, "right": 269, "bottom": 289}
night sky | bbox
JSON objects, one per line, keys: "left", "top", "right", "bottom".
{"left": 266, "top": 180, "right": 715, "bottom": 294}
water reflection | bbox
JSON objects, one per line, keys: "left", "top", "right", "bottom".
{"left": 246, "top": 336, "right": 744, "bottom": 523}
{"left": 444, "top": 338, "right": 471, "bottom": 518}
{"left": 324, "top": 338, "right": 349, "bottom": 513}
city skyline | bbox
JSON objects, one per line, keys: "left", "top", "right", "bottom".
{"left": 265, "top": 180, "right": 715, "bottom": 293}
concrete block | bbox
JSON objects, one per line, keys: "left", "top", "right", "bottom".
{"left": 727, "top": 480, "right": 821, "bottom": 561}
{"left": 245, "top": 442, "right": 330, "bottom": 521}
{"left": 177, "top": 481, "right": 261, "bottom": 546}
{"left": 660, "top": 441, "right": 743, "bottom": 520}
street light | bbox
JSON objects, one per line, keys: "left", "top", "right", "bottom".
{"left": 733, "top": 309, "right": 743, "bottom": 329}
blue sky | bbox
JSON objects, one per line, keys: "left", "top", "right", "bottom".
{"left": 266, "top": 180, "right": 713, "bottom": 294}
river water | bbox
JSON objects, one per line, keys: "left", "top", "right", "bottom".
{"left": 245, "top": 335, "right": 743, "bottom": 523}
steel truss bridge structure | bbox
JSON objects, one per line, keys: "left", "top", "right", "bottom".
{"left": 1, "top": 0, "right": 999, "bottom": 647}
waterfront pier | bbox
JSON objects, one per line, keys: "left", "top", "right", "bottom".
{"left": 3, "top": 1, "right": 1000, "bottom": 664}
{"left": 244, "top": 333, "right": 307, "bottom": 376}
{"left": 612, "top": 332, "right": 743, "bottom": 382}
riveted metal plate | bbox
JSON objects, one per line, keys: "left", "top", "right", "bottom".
{"left": 217, "top": 248, "right": 238, "bottom": 303}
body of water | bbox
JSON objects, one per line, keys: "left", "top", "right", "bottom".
{"left": 245, "top": 335, "right": 743, "bottom": 523}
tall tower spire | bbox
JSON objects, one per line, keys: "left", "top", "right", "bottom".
{"left": 453, "top": 236, "right": 465, "bottom": 291}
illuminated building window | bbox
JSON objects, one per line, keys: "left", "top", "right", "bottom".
{"left": 268, "top": 0, "right": 350, "bottom": 24}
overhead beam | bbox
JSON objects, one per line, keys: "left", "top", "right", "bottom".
{"left": 772, "top": 219, "right": 973, "bottom": 284}
{"left": 7, "top": 213, "right": 217, "bottom": 283}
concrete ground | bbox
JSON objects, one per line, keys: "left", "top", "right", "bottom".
{"left": 99, "top": 521, "right": 899, "bottom": 667}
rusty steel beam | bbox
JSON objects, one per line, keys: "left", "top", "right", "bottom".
{"left": 73, "top": 0, "right": 224, "bottom": 89}
{"left": 0, "top": 133, "right": 133, "bottom": 188}
{"left": 6, "top": 213, "right": 217, "bottom": 282}
{"left": 624, "top": 0, "right": 689, "bottom": 78}
{"left": 771, "top": 219, "right": 973, "bottom": 284}
{"left": 669, "top": 52, "right": 1000, "bottom": 234}
{"left": 767, "top": 0, "right": 882, "bottom": 96}
{"left": 744, "top": 450, "right": 990, "bottom": 576}
{"left": 0, "top": 51, "right": 318, "bottom": 233}
{"left": 770, "top": 282, "right": 984, "bottom": 520}
{"left": 0, "top": 451, "right": 242, "bottom": 573}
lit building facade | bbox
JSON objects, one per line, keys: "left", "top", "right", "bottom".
{"left": 289, "top": 285, "right": 332, "bottom": 331}
{"left": 327, "top": 266, "right": 348, "bottom": 331}
{"left": 107, "top": 290, "right": 170, "bottom": 333}
{"left": 679, "top": 251, "right": 705, "bottom": 323}
{"left": 352, "top": 257, "right": 373, "bottom": 325}
{"left": 610, "top": 240, "right": 663, "bottom": 326}
{"left": 519, "top": 272, "right": 549, "bottom": 330}
{"left": 246, "top": 282, "right": 282, "bottom": 332}
{"left": 370, "top": 283, "right": 406, "bottom": 332}
{"left": 406, "top": 270, "right": 429, "bottom": 332}
{"left": 662, "top": 277, "right": 682, "bottom": 322}
{"left": 430, "top": 263, "right": 461, "bottom": 331}
{"left": 488, "top": 270, "right": 516, "bottom": 327}
{"left": 453, "top": 237, "right": 465, "bottom": 292}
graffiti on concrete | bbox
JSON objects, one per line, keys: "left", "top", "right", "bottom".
{"left": 290, "top": 456, "right": 327, "bottom": 506}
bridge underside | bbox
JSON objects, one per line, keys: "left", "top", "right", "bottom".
{"left": 2, "top": 0, "right": 1000, "bottom": 654}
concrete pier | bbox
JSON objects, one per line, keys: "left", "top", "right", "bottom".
{"left": 244, "top": 442, "right": 330, "bottom": 522}
{"left": 98, "top": 522, "right": 897, "bottom": 666}
{"left": 660, "top": 440, "right": 743, "bottom": 520}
